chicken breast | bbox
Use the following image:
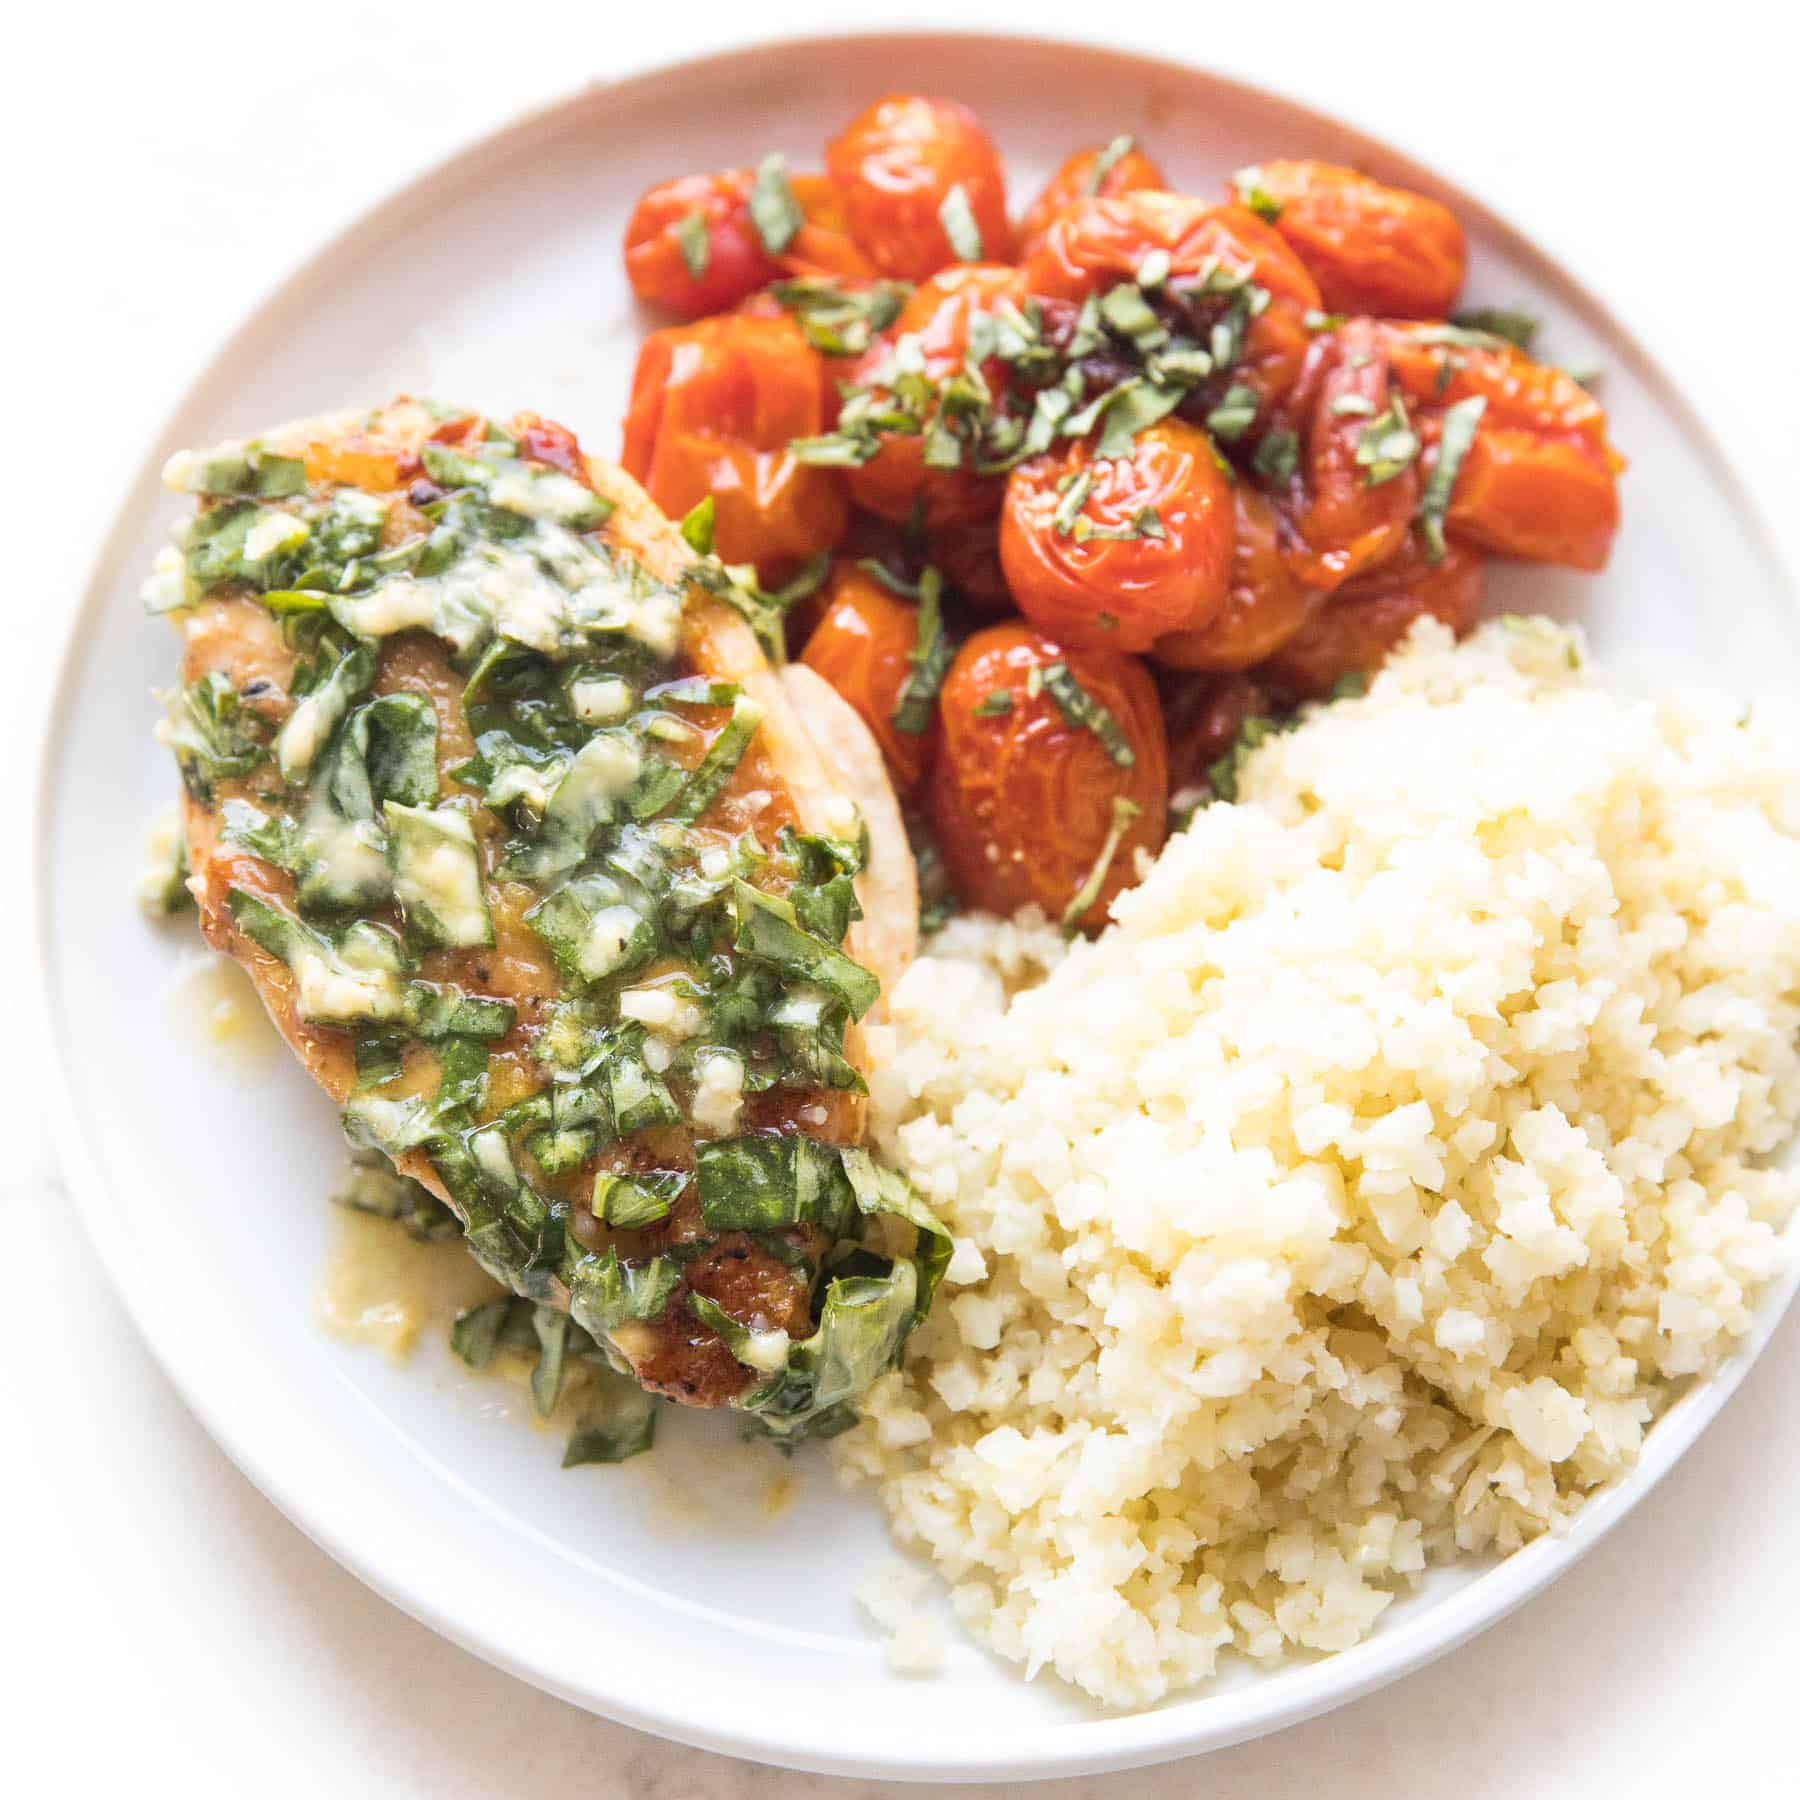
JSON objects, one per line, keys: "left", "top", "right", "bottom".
{"left": 150, "top": 397, "right": 937, "bottom": 1435}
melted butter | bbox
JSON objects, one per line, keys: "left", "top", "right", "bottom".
{"left": 317, "top": 1210, "right": 502, "bottom": 1361}
{"left": 165, "top": 953, "right": 280, "bottom": 1073}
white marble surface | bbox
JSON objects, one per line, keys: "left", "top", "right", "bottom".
{"left": 11, "top": 2, "right": 1800, "bottom": 1793}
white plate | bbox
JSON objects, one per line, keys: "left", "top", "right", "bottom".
{"left": 35, "top": 30, "right": 1800, "bottom": 1785}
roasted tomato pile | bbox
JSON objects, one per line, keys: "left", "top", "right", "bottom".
{"left": 621, "top": 99, "right": 1624, "bottom": 932}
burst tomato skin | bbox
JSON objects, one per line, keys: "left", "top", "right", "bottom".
{"left": 798, "top": 562, "right": 938, "bottom": 794}
{"left": 928, "top": 622, "right": 1168, "bottom": 932}
{"left": 845, "top": 263, "right": 1024, "bottom": 530}
{"left": 1262, "top": 533, "right": 1484, "bottom": 698}
{"left": 623, "top": 170, "right": 783, "bottom": 318}
{"left": 826, "top": 95, "right": 1015, "bottom": 280}
{"left": 1287, "top": 316, "right": 1419, "bottom": 591}
{"left": 621, "top": 313, "right": 848, "bottom": 580}
{"left": 1234, "top": 159, "right": 1467, "bottom": 319}
{"left": 1016, "top": 140, "right": 1168, "bottom": 259}
{"left": 1000, "top": 420, "right": 1235, "bottom": 652}
{"left": 1153, "top": 486, "right": 1321, "bottom": 671}
{"left": 1384, "top": 327, "right": 1622, "bottom": 571}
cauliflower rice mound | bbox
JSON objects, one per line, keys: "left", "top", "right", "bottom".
{"left": 837, "top": 617, "right": 1800, "bottom": 1708}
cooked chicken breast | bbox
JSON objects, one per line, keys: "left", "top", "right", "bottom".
{"left": 151, "top": 398, "right": 934, "bottom": 1434}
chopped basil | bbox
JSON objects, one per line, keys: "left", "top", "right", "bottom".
{"left": 1355, "top": 396, "right": 1421, "bottom": 486}
{"left": 732, "top": 880, "right": 880, "bottom": 1018}
{"left": 1088, "top": 379, "right": 1186, "bottom": 460}
{"left": 673, "top": 209, "right": 710, "bottom": 281}
{"left": 527, "top": 872, "right": 658, "bottom": 988}
{"left": 1052, "top": 468, "right": 1095, "bottom": 537}
{"left": 385, "top": 801, "right": 494, "bottom": 949}
{"left": 1061, "top": 797, "right": 1140, "bottom": 931}
{"left": 329, "top": 1156, "right": 459, "bottom": 1240}
{"left": 1233, "top": 165, "right": 1283, "bottom": 223}
{"left": 1042, "top": 663, "right": 1135, "bottom": 768}
{"left": 678, "top": 494, "right": 715, "bottom": 557}
{"left": 938, "top": 183, "right": 984, "bottom": 261}
{"left": 770, "top": 277, "right": 911, "bottom": 357}
{"left": 566, "top": 1246, "right": 683, "bottom": 1340}
{"left": 562, "top": 1372, "right": 658, "bottom": 1465}
{"left": 973, "top": 688, "right": 1013, "bottom": 718}
{"left": 595, "top": 1168, "right": 685, "bottom": 1228}
{"left": 1206, "top": 711, "right": 1298, "bottom": 803}
{"left": 890, "top": 566, "right": 951, "bottom": 735}
{"left": 665, "top": 694, "right": 763, "bottom": 823}
{"left": 749, "top": 153, "right": 804, "bottom": 255}
{"left": 695, "top": 1132, "right": 856, "bottom": 1233}
{"left": 1084, "top": 133, "right": 1136, "bottom": 195}
{"left": 1449, "top": 305, "right": 1540, "bottom": 351}
{"left": 449, "top": 1296, "right": 513, "bottom": 1368}
{"left": 1098, "top": 284, "right": 1168, "bottom": 352}
{"left": 1252, "top": 428, "right": 1300, "bottom": 485}
{"left": 1206, "top": 384, "right": 1261, "bottom": 442}
{"left": 1418, "top": 394, "right": 1487, "bottom": 561}
{"left": 160, "top": 672, "right": 268, "bottom": 800}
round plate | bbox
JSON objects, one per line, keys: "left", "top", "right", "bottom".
{"left": 35, "top": 30, "right": 1800, "bottom": 1784}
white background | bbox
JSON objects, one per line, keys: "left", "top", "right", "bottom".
{"left": 10, "top": 2, "right": 1800, "bottom": 1794}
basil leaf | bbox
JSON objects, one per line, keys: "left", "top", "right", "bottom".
{"left": 173, "top": 445, "right": 309, "bottom": 499}
{"left": 1354, "top": 396, "right": 1421, "bottom": 487}
{"left": 385, "top": 801, "right": 494, "bottom": 950}
{"left": 562, "top": 1371, "right": 658, "bottom": 1466}
{"left": 1041, "top": 662, "right": 1135, "bottom": 768}
{"left": 665, "top": 694, "right": 763, "bottom": 824}
{"left": 749, "top": 152, "right": 804, "bottom": 255}
{"left": 567, "top": 1247, "right": 683, "bottom": 1339}
{"left": 1084, "top": 133, "right": 1135, "bottom": 196}
{"left": 1449, "top": 306, "right": 1540, "bottom": 352}
{"left": 1252, "top": 428, "right": 1300, "bottom": 485}
{"left": 840, "top": 1146, "right": 954, "bottom": 1323}
{"left": 674, "top": 209, "right": 710, "bottom": 281}
{"left": 695, "top": 1132, "right": 857, "bottom": 1233}
{"left": 161, "top": 672, "right": 268, "bottom": 800}
{"left": 227, "top": 889, "right": 408, "bottom": 1025}
{"left": 938, "top": 183, "right": 983, "bottom": 261}
{"left": 890, "top": 566, "right": 950, "bottom": 735}
{"left": 771, "top": 277, "right": 911, "bottom": 356}
{"left": 1060, "top": 796, "right": 1141, "bottom": 932}
{"left": 450, "top": 1296, "right": 513, "bottom": 1369}
{"left": 329, "top": 1157, "right": 459, "bottom": 1241}
{"left": 1414, "top": 394, "right": 1487, "bottom": 562}
{"left": 1232, "top": 165, "right": 1283, "bottom": 223}
{"left": 277, "top": 640, "right": 376, "bottom": 783}
{"left": 1205, "top": 383, "right": 1261, "bottom": 443}
{"left": 527, "top": 873, "right": 659, "bottom": 988}
{"left": 530, "top": 1305, "right": 572, "bottom": 1417}
{"left": 732, "top": 880, "right": 880, "bottom": 1018}
{"left": 679, "top": 494, "right": 715, "bottom": 556}
{"left": 595, "top": 1169, "right": 685, "bottom": 1228}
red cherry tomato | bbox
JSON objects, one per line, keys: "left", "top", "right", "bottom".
{"left": 1016, "top": 139, "right": 1168, "bottom": 260}
{"left": 1000, "top": 419, "right": 1235, "bottom": 652}
{"left": 621, "top": 313, "right": 848, "bottom": 580}
{"left": 929, "top": 623, "right": 1168, "bottom": 931}
{"left": 798, "top": 562, "right": 937, "bottom": 794}
{"left": 624, "top": 169, "right": 782, "bottom": 319}
{"left": 826, "top": 95, "right": 1015, "bottom": 280}
{"left": 1232, "top": 160, "right": 1467, "bottom": 318}
{"left": 845, "top": 264, "right": 1024, "bottom": 530}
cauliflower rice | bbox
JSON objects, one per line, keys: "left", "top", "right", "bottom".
{"left": 837, "top": 618, "right": 1800, "bottom": 1707}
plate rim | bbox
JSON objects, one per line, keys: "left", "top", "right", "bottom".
{"left": 33, "top": 27, "right": 1800, "bottom": 1782}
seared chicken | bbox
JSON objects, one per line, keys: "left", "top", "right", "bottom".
{"left": 149, "top": 398, "right": 935, "bottom": 1436}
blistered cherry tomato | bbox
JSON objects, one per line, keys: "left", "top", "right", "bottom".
{"left": 782, "top": 175, "right": 878, "bottom": 280}
{"left": 846, "top": 264, "right": 1024, "bottom": 530}
{"left": 826, "top": 95, "right": 1014, "bottom": 280}
{"left": 1016, "top": 139, "right": 1168, "bottom": 259}
{"left": 1384, "top": 328, "right": 1622, "bottom": 570}
{"left": 1154, "top": 486, "right": 1321, "bottom": 671}
{"left": 1288, "top": 317, "right": 1419, "bottom": 590}
{"left": 1161, "top": 671, "right": 1270, "bottom": 796}
{"left": 1022, "top": 194, "right": 1321, "bottom": 310}
{"left": 1262, "top": 534, "right": 1484, "bottom": 698}
{"left": 621, "top": 313, "right": 848, "bottom": 579}
{"left": 929, "top": 623, "right": 1168, "bottom": 931}
{"left": 624, "top": 170, "right": 782, "bottom": 318}
{"left": 1000, "top": 419, "right": 1235, "bottom": 652}
{"left": 1232, "top": 160, "right": 1466, "bottom": 318}
{"left": 799, "top": 562, "right": 938, "bottom": 794}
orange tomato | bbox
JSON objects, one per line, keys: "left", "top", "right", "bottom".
{"left": 1290, "top": 317, "right": 1419, "bottom": 590}
{"left": 781, "top": 175, "right": 878, "bottom": 280}
{"left": 620, "top": 313, "right": 848, "bottom": 580}
{"left": 1385, "top": 328, "right": 1622, "bottom": 570}
{"left": 1000, "top": 419, "right": 1235, "bottom": 652}
{"left": 1262, "top": 534, "right": 1484, "bottom": 698}
{"left": 826, "top": 95, "right": 1014, "bottom": 280}
{"left": 623, "top": 169, "right": 782, "bottom": 318}
{"left": 1154, "top": 486, "right": 1322, "bottom": 671}
{"left": 845, "top": 264, "right": 1024, "bottom": 530}
{"left": 1021, "top": 194, "right": 1321, "bottom": 311}
{"left": 798, "top": 563, "right": 937, "bottom": 793}
{"left": 929, "top": 623, "right": 1168, "bottom": 932}
{"left": 1016, "top": 139, "right": 1168, "bottom": 259}
{"left": 1232, "top": 160, "right": 1466, "bottom": 318}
